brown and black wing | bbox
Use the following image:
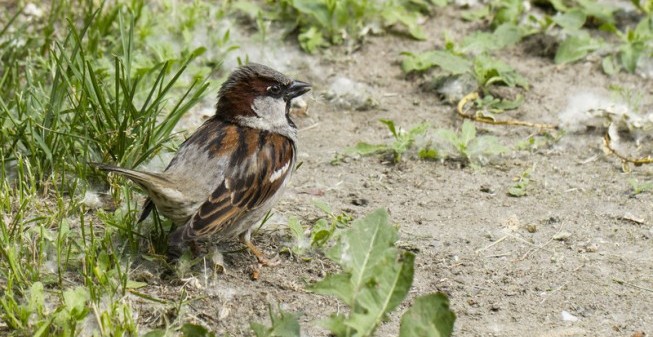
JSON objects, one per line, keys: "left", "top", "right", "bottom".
{"left": 168, "top": 130, "right": 295, "bottom": 244}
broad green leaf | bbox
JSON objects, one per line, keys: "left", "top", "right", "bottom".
{"left": 349, "top": 142, "right": 388, "bottom": 155}
{"left": 382, "top": 6, "right": 426, "bottom": 40}
{"left": 287, "top": 217, "right": 305, "bottom": 241}
{"left": 309, "top": 273, "right": 355, "bottom": 304}
{"left": 292, "top": 0, "right": 331, "bottom": 29}
{"left": 473, "top": 54, "right": 528, "bottom": 89}
{"left": 142, "top": 330, "right": 166, "bottom": 337}
{"left": 313, "top": 200, "right": 333, "bottom": 214}
{"left": 346, "top": 252, "right": 415, "bottom": 337}
{"left": 251, "top": 306, "right": 301, "bottom": 337}
{"left": 601, "top": 55, "right": 618, "bottom": 75}
{"left": 462, "top": 23, "right": 522, "bottom": 54}
{"left": 182, "top": 323, "right": 216, "bottom": 337}
{"left": 461, "top": 6, "right": 490, "bottom": 21}
{"left": 460, "top": 120, "right": 476, "bottom": 147}
{"left": 492, "top": 0, "right": 523, "bottom": 26}
{"left": 401, "top": 51, "right": 471, "bottom": 74}
{"left": 552, "top": 9, "right": 586, "bottom": 30}
{"left": 63, "top": 287, "right": 89, "bottom": 317}
{"left": 326, "top": 209, "right": 398, "bottom": 291}
{"left": 399, "top": 293, "right": 456, "bottom": 337}
{"left": 576, "top": 0, "right": 616, "bottom": 25}
{"left": 468, "top": 135, "right": 509, "bottom": 162}
{"left": 435, "top": 128, "right": 460, "bottom": 146}
{"left": 619, "top": 44, "right": 642, "bottom": 73}
{"left": 126, "top": 280, "right": 147, "bottom": 289}
{"left": 28, "top": 282, "right": 45, "bottom": 314}
{"left": 554, "top": 34, "right": 601, "bottom": 64}
{"left": 320, "top": 315, "right": 348, "bottom": 337}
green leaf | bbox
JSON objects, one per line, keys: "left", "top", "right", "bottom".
{"left": 326, "top": 209, "right": 398, "bottom": 288}
{"left": 320, "top": 315, "right": 348, "bottom": 337}
{"left": 477, "top": 94, "right": 524, "bottom": 112}
{"left": 380, "top": 119, "right": 398, "bottom": 138}
{"left": 552, "top": 9, "right": 587, "bottom": 30}
{"left": 399, "top": 293, "right": 456, "bottom": 337}
{"left": 469, "top": 135, "right": 509, "bottom": 157}
{"left": 251, "top": 305, "right": 301, "bottom": 337}
{"left": 401, "top": 50, "right": 472, "bottom": 74}
{"left": 313, "top": 199, "right": 333, "bottom": 214}
{"left": 349, "top": 142, "right": 389, "bottom": 156}
{"left": 299, "top": 26, "right": 327, "bottom": 54}
{"left": 435, "top": 128, "right": 461, "bottom": 148}
{"left": 63, "top": 287, "right": 90, "bottom": 318}
{"left": 418, "top": 147, "right": 439, "bottom": 160}
{"left": 142, "top": 330, "right": 166, "bottom": 337}
{"left": 126, "top": 280, "right": 147, "bottom": 289}
{"left": 182, "top": 323, "right": 216, "bottom": 337}
{"left": 602, "top": 55, "right": 618, "bottom": 75}
{"left": 619, "top": 44, "right": 642, "bottom": 73}
{"left": 460, "top": 120, "right": 476, "bottom": 147}
{"left": 28, "top": 282, "right": 45, "bottom": 314}
{"left": 291, "top": 0, "right": 331, "bottom": 29}
{"left": 461, "top": 23, "right": 522, "bottom": 54}
{"left": 407, "top": 122, "right": 430, "bottom": 138}
{"left": 554, "top": 34, "right": 601, "bottom": 64}
{"left": 382, "top": 6, "right": 426, "bottom": 40}
{"left": 508, "top": 186, "right": 527, "bottom": 197}
{"left": 287, "top": 217, "right": 305, "bottom": 242}
{"left": 346, "top": 251, "right": 415, "bottom": 337}
{"left": 309, "top": 273, "right": 355, "bottom": 304}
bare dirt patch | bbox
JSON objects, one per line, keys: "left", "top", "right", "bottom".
{"left": 133, "top": 7, "right": 653, "bottom": 337}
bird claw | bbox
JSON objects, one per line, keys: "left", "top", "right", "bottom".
{"left": 239, "top": 231, "right": 280, "bottom": 268}
{"left": 256, "top": 254, "right": 281, "bottom": 267}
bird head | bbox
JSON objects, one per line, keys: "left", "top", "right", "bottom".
{"left": 216, "top": 63, "right": 311, "bottom": 141}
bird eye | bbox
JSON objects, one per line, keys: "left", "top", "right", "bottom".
{"left": 267, "top": 85, "right": 281, "bottom": 95}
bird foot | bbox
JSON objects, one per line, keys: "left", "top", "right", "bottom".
{"left": 239, "top": 232, "right": 280, "bottom": 267}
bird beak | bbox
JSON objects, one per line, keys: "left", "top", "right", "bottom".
{"left": 284, "top": 80, "right": 311, "bottom": 101}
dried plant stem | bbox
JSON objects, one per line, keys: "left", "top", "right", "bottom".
{"left": 603, "top": 132, "right": 653, "bottom": 166}
{"left": 457, "top": 92, "right": 558, "bottom": 130}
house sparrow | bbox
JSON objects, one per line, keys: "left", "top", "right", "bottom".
{"left": 94, "top": 63, "right": 311, "bottom": 265}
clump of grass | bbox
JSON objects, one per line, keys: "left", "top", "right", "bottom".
{"left": 348, "top": 119, "right": 429, "bottom": 163}
{"left": 234, "top": 0, "right": 436, "bottom": 53}
{"left": 0, "top": 1, "right": 224, "bottom": 335}
{"left": 629, "top": 178, "right": 653, "bottom": 195}
{"left": 1, "top": 4, "right": 213, "bottom": 187}
{"left": 508, "top": 166, "right": 533, "bottom": 197}
{"left": 420, "top": 120, "right": 508, "bottom": 167}
{"left": 284, "top": 200, "right": 353, "bottom": 258}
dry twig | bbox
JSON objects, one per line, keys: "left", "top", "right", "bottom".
{"left": 457, "top": 92, "right": 558, "bottom": 129}
{"left": 603, "top": 131, "right": 653, "bottom": 166}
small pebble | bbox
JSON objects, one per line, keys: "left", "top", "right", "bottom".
{"left": 553, "top": 231, "right": 572, "bottom": 241}
{"left": 561, "top": 310, "right": 579, "bottom": 322}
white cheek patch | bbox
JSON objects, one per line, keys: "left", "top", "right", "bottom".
{"left": 238, "top": 96, "right": 298, "bottom": 142}
{"left": 269, "top": 161, "right": 290, "bottom": 183}
{"left": 251, "top": 96, "right": 287, "bottom": 126}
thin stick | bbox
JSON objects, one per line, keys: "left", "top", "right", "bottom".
{"left": 613, "top": 278, "right": 653, "bottom": 293}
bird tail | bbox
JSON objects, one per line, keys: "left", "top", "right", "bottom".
{"left": 90, "top": 162, "right": 173, "bottom": 191}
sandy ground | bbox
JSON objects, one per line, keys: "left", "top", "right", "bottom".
{"left": 131, "top": 6, "right": 653, "bottom": 337}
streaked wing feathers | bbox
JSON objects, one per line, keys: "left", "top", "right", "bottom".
{"left": 172, "top": 130, "right": 294, "bottom": 242}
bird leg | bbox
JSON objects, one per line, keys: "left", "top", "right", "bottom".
{"left": 239, "top": 230, "right": 280, "bottom": 266}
